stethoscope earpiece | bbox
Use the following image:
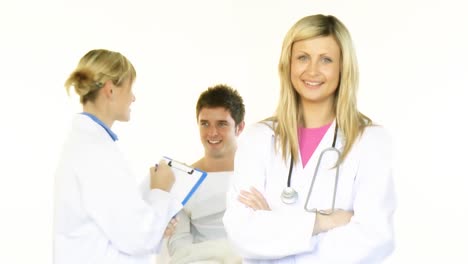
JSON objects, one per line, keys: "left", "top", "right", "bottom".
{"left": 281, "top": 187, "right": 298, "bottom": 204}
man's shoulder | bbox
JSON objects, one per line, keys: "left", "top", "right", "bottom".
{"left": 242, "top": 121, "right": 275, "bottom": 137}
{"left": 191, "top": 158, "right": 203, "bottom": 170}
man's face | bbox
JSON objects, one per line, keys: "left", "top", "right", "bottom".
{"left": 197, "top": 107, "right": 242, "bottom": 159}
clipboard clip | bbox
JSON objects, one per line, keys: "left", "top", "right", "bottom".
{"left": 167, "top": 158, "right": 195, "bottom": 175}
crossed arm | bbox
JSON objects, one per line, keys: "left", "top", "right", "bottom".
{"left": 238, "top": 187, "right": 353, "bottom": 236}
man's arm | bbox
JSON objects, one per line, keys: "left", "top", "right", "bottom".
{"left": 167, "top": 209, "right": 193, "bottom": 256}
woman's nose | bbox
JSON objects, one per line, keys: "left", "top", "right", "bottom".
{"left": 305, "top": 61, "right": 319, "bottom": 74}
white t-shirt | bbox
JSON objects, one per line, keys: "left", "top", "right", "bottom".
{"left": 168, "top": 171, "right": 233, "bottom": 254}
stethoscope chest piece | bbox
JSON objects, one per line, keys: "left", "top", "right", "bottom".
{"left": 281, "top": 187, "right": 298, "bottom": 204}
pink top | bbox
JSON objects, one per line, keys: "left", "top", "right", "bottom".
{"left": 298, "top": 123, "right": 332, "bottom": 168}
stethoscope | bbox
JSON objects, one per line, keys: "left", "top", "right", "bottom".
{"left": 281, "top": 124, "right": 341, "bottom": 215}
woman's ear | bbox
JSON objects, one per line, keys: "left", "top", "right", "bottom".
{"left": 101, "top": 80, "right": 114, "bottom": 99}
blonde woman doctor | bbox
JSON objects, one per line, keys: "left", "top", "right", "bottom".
{"left": 54, "top": 49, "right": 182, "bottom": 264}
{"left": 223, "top": 14, "right": 396, "bottom": 263}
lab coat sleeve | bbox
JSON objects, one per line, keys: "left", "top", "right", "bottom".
{"left": 306, "top": 126, "right": 396, "bottom": 263}
{"left": 77, "top": 143, "right": 183, "bottom": 256}
{"left": 224, "top": 125, "right": 396, "bottom": 262}
{"left": 167, "top": 209, "right": 193, "bottom": 256}
{"left": 223, "top": 124, "right": 317, "bottom": 259}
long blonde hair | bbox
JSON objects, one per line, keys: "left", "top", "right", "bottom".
{"left": 64, "top": 49, "right": 136, "bottom": 104}
{"left": 268, "top": 14, "right": 371, "bottom": 164}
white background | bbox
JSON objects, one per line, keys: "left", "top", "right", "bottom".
{"left": 0, "top": 0, "right": 467, "bottom": 263}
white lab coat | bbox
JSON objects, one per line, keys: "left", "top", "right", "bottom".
{"left": 54, "top": 114, "right": 182, "bottom": 264}
{"left": 223, "top": 121, "right": 396, "bottom": 263}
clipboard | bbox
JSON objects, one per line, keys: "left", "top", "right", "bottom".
{"left": 163, "top": 156, "right": 208, "bottom": 206}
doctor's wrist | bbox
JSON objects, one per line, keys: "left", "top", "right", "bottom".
{"left": 313, "top": 209, "right": 354, "bottom": 235}
{"left": 313, "top": 213, "right": 324, "bottom": 235}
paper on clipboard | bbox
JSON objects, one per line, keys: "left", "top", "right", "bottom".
{"left": 162, "top": 156, "right": 207, "bottom": 206}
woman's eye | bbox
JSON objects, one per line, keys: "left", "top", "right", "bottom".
{"left": 321, "top": 57, "right": 332, "bottom": 63}
{"left": 298, "top": 55, "right": 308, "bottom": 61}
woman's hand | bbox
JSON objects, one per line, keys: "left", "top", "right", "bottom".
{"left": 238, "top": 187, "right": 271, "bottom": 211}
{"left": 163, "top": 218, "right": 178, "bottom": 238}
{"left": 149, "top": 160, "right": 175, "bottom": 192}
{"left": 313, "top": 209, "right": 354, "bottom": 235}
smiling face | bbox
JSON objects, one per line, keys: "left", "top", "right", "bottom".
{"left": 290, "top": 36, "right": 341, "bottom": 108}
{"left": 197, "top": 107, "right": 242, "bottom": 159}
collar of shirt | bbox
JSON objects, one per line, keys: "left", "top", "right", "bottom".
{"left": 80, "top": 112, "right": 118, "bottom": 141}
